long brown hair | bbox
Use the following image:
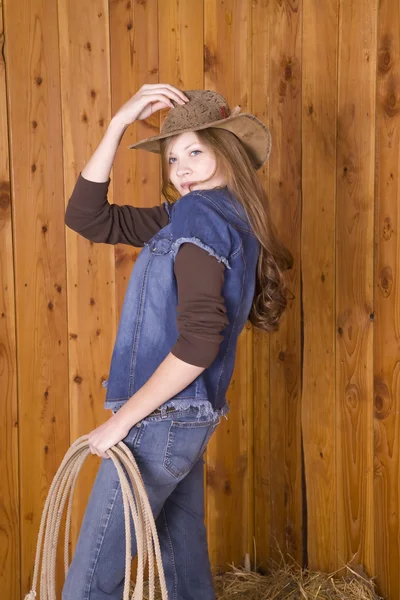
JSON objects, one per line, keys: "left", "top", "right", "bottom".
{"left": 159, "top": 128, "right": 294, "bottom": 333}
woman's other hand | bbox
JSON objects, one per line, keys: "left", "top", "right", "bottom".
{"left": 87, "top": 414, "right": 131, "bottom": 459}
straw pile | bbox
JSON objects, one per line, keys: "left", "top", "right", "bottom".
{"left": 131, "top": 550, "right": 385, "bottom": 600}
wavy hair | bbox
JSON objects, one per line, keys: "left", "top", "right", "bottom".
{"left": 159, "top": 128, "right": 294, "bottom": 333}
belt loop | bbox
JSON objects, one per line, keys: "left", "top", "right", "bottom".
{"left": 160, "top": 406, "right": 168, "bottom": 419}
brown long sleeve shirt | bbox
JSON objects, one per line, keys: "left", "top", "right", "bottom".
{"left": 64, "top": 174, "right": 230, "bottom": 368}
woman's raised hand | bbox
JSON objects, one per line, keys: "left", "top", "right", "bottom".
{"left": 113, "top": 84, "right": 190, "bottom": 126}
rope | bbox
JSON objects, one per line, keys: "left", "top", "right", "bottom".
{"left": 24, "top": 434, "right": 169, "bottom": 600}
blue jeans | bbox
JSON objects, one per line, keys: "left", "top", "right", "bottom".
{"left": 62, "top": 403, "right": 227, "bottom": 600}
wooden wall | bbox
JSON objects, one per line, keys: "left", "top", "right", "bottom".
{"left": 0, "top": 0, "right": 399, "bottom": 598}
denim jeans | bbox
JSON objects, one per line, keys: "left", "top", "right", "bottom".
{"left": 62, "top": 402, "right": 228, "bottom": 600}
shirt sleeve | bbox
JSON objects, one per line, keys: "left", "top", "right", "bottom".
{"left": 170, "top": 243, "right": 229, "bottom": 368}
{"left": 65, "top": 172, "right": 170, "bottom": 246}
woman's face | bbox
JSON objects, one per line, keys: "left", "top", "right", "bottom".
{"left": 167, "top": 131, "right": 227, "bottom": 196}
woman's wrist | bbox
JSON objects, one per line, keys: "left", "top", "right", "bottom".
{"left": 109, "top": 113, "right": 134, "bottom": 133}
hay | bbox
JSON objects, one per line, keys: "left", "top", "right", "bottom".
{"left": 131, "top": 550, "right": 385, "bottom": 600}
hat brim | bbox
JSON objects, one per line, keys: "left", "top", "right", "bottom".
{"left": 127, "top": 113, "right": 272, "bottom": 170}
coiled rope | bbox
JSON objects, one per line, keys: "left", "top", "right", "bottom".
{"left": 24, "top": 434, "right": 168, "bottom": 600}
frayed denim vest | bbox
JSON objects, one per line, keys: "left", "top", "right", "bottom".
{"left": 102, "top": 188, "right": 260, "bottom": 419}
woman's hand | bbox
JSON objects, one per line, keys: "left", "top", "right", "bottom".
{"left": 87, "top": 414, "right": 131, "bottom": 459}
{"left": 113, "top": 84, "right": 190, "bottom": 126}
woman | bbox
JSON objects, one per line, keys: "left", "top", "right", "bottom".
{"left": 62, "top": 85, "right": 293, "bottom": 600}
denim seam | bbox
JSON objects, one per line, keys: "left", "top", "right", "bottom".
{"left": 87, "top": 480, "right": 121, "bottom": 600}
{"left": 230, "top": 243, "right": 242, "bottom": 259}
{"left": 192, "top": 190, "right": 244, "bottom": 253}
{"left": 161, "top": 507, "right": 178, "bottom": 600}
{"left": 128, "top": 255, "right": 152, "bottom": 395}
{"left": 133, "top": 421, "right": 147, "bottom": 449}
{"left": 105, "top": 394, "right": 204, "bottom": 404}
{"left": 177, "top": 189, "right": 244, "bottom": 254}
{"left": 171, "top": 236, "right": 231, "bottom": 270}
{"left": 163, "top": 200, "right": 172, "bottom": 218}
{"left": 191, "top": 190, "right": 253, "bottom": 233}
{"left": 215, "top": 242, "right": 246, "bottom": 399}
{"left": 170, "top": 419, "right": 214, "bottom": 429}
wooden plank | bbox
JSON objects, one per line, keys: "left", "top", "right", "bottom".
{"left": 3, "top": 0, "right": 70, "bottom": 595}
{"left": 267, "top": 0, "right": 303, "bottom": 565}
{"left": 57, "top": 0, "right": 116, "bottom": 555}
{"left": 251, "top": 0, "right": 271, "bottom": 572}
{"left": 109, "top": 0, "right": 161, "bottom": 320}
{"left": 374, "top": 0, "right": 400, "bottom": 596}
{"left": 109, "top": 0, "right": 161, "bottom": 581}
{"left": 204, "top": 0, "right": 255, "bottom": 571}
{"left": 336, "top": 0, "right": 375, "bottom": 579}
{"left": 301, "top": 0, "right": 338, "bottom": 572}
{"left": 0, "top": 1, "right": 20, "bottom": 597}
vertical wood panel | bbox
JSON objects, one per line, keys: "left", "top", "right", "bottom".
{"left": 109, "top": 0, "right": 161, "bottom": 322}
{"left": 251, "top": 0, "right": 271, "bottom": 571}
{"left": 204, "top": 0, "right": 255, "bottom": 570}
{"left": 0, "top": 1, "right": 20, "bottom": 597}
{"left": 301, "top": 0, "right": 338, "bottom": 572}
{"left": 267, "top": 0, "right": 303, "bottom": 564}
{"left": 57, "top": 0, "right": 115, "bottom": 554}
{"left": 336, "top": 0, "right": 376, "bottom": 577}
{"left": 374, "top": 0, "right": 400, "bottom": 597}
{"left": 3, "top": 0, "right": 70, "bottom": 594}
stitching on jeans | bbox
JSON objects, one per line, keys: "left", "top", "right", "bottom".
{"left": 162, "top": 506, "right": 178, "bottom": 600}
{"left": 86, "top": 479, "right": 121, "bottom": 599}
{"left": 163, "top": 421, "right": 212, "bottom": 479}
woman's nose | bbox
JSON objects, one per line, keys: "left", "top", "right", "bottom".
{"left": 176, "top": 165, "right": 191, "bottom": 176}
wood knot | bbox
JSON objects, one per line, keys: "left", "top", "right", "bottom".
{"left": 0, "top": 181, "right": 10, "bottom": 210}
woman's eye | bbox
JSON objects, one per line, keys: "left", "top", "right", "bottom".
{"left": 168, "top": 150, "right": 201, "bottom": 164}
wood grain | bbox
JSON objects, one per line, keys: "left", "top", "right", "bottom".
{"left": 374, "top": 0, "right": 400, "bottom": 597}
{"left": 267, "top": 0, "right": 303, "bottom": 565}
{"left": 3, "top": 0, "right": 70, "bottom": 595}
{"left": 251, "top": 0, "right": 271, "bottom": 572}
{"left": 0, "top": 1, "right": 20, "bottom": 597}
{"left": 336, "top": 0, "right": 375, "bottom": 580}
{"left": 301, "top": 0, "right": 338, "bottom": 572}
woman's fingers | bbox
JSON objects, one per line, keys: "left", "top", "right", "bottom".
{"left": 113, "top": 84, "right": 189, "bottom": 124}
{"left": 89, "top": 444, "right": 109, "bottom": 460}
{"left": 141, "top": 89, "right": 188, "bottom": 106}
{"left": 142, "top": 83, "right": 189, "bottom": 103}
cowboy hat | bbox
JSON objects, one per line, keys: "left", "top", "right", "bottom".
{"left": 128, "top": 89, "right": 272, "bottom": 170}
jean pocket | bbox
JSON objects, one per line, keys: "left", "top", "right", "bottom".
{"left": 163, "top": 419, "right": 216, "bottom": 479}
{"left": 122, "top": 421, "right": 146, "bottom": 451}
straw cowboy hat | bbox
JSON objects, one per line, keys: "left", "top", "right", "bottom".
{"left": 128, "top": 89, "right": 272, "bottom": 170}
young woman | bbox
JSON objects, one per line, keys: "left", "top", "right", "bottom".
{"left": 62, "top": 84, "right": 293, "bottom": 600}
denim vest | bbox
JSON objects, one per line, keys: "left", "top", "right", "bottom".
{"left": 102, "top": 187, "right": 260, "bottom": 419}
